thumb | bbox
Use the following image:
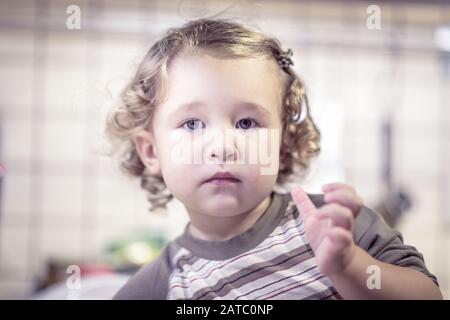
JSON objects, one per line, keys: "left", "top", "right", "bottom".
{"left": 291, "top": 186, "right": 316, "bottom": 221}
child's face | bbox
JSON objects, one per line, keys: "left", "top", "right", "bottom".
{"left": 136, "top": 52, "right": 284, "bottom": 216}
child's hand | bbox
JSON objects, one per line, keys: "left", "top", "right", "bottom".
{"left": 291, "top": 183, "right": 364, "bottom": 277}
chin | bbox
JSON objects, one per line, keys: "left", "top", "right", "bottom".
{"left": 200, "top": 198, "right": 244, "bottom": 216}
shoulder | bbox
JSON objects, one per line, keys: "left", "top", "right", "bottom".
{"left": 113, "top": 243, "right": 177, "bottom": 300}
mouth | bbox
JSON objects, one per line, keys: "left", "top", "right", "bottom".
{"left": 204, "top": 171, "right": 241, "bottom": 186}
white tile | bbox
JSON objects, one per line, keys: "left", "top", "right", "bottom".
{"left": 396, "top": 118, "right": 441, "bottom": 142}
{"left": 1, "top": 121, "right": 33, "bottom": 160}
{"left": 394, "top": 139, "right": 441, "bottom": 175}
{"left": 0, "top": 0, "right": 36, "bottom": 15}
{"left": 100, "top": 0, "right": 142, "bottom": 32}
{"left": 40, "top": 228, "right": 82, "bottom": 261}
{"left": 0, "top": 66, "right": 34, "bottom": 106}
{"left": 46, "top": 33, "right": 88, "bottom": 57}
{"left": 0, "top": 102, "right": 33, "bottom": 124}
{"left": 0, "top": 227, "right": 29, "bottom": 267}
{"left": 346, "top": 165, "right": 380, "bottom": 184}
{"left": 94, "top": 210, "right": 135, "bottom": 231}
{"left": 0, "top": 30, "right": 34, "bottom": 53}
{"left": 399, "top": 87, "right": 441, "bottom": 125}
{"left": 42, "top": 121, "right": 86, "bottom": 161}
{"left": 44, "top": 67, "right": 87, "bottom": 113}
{"left": 405, "top": 4, "right": 442, "bottom": 25}
{"left": 41, "top": 212, "right": 82, "bottom": 230}
{"left": 0, "top": 210, "right": 30, "bottom": 229}
{"left": 402, "top": 56, "right": 441, "bottom": 88}
{"left": 0, "top": 265, "right": 28, "bottom": 281}
{"left": 99, "top": 37, "right": 143, "bottom": 63}
{"left": 356, "top": 52, "right": 390, "bottom": 84}
{"left": 96, "top": 157, "right": 123, "bottom": 179}
{"left": 97, "top": 177, "right": 140, "bottom": 216}
{"left": 0, "top": 280, "right": 33, "bottom": 299}
{"left": 352, "top": 116, "right": 384, "bottom": 141}
{"left": 83, "top": 229, "right": 112, "bottom": 260}
{"left": 42, "top": 175, "right": 84, "bottom": 217}
{"left": 0, "top": 173, "right": 31, "bottom": 222}
{"left": 352, "top": 138, "right": 382, "bottom": 173}
{"left": 41, "top": 158, "right": 83, "bottom": 177}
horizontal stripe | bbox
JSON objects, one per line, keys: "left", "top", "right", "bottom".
{"left": 192, "top": 245, "right": 315, "bottom": 299}
{"left": 258, "top": 273, "right": 324, "bottom": 300}
{"left": 174, "top": 219, "right": 304, "bottom": 279}
{"left": 307, "top": 287, "right": 342, "bottom": 300}
{"left": 170, "top": 230, "right": 307, "bottom": 288}
{"left": 234, "top": 265, "right": 317, "bottom": 300}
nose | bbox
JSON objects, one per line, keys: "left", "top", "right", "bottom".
{"left": 204, "top": 126, "right": 237, "bottom": 164}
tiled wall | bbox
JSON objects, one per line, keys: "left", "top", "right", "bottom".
{"left": 0, "top": 0, "right": 449, "bottom": 299}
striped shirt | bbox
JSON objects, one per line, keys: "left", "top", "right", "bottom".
{"left": 114, "top": 190, "right": 438, "bottom": 300}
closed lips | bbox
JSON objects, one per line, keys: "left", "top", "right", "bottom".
{"left": 206, "top": 172, "right": 240, "bottom": 182}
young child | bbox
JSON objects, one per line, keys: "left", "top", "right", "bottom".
{"left": 107, "top": 19, "right": 442, "bottom": 300}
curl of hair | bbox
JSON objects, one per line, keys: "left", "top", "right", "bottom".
{"left": 105, "top": 18, "right": 321, "bottom": 212}
{"left": 278, "top": 70, "right": 321, "bottom": 184}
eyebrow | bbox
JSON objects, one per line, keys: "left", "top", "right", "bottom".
{"left": 236, "top": 102, "right": 272, "bottom": 118}
{"left": 169, "top": 100, "right": 272, "bottom": 119}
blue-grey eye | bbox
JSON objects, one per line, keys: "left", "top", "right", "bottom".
{"left": 183, "top": 119, "right": 204, "bottom": 131}
{"left": 236, "top": 118, "right": 257, "bottom": 130}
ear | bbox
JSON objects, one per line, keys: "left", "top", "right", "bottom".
{"left": 133, "top": 130, "right": 162, "bottom": 176}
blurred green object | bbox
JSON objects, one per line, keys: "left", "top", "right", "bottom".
{"left": 105, "top": 230, "right": 168, "bottom": 272}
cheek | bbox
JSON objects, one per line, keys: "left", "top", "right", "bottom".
{"left": 236, "top": 129, "right": 281, "bottom": 170}
{"left": 243, "top": 165, "right": 279, "bottom": 184}
{"left": 157, "top": 146, "right": 194, "bottom": 196}
{"left": 170, "top": 133, "right": 201, "bottom": 165}
{"left": 156, "top": 132, "right": 201, "bottom": 179}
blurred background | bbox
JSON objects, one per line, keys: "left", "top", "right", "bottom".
{"left": 0, "top": 0, "right": 449, "bottom": 299}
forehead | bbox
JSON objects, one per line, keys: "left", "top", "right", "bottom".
{"left": 156, "top": 53, "right": 284, "bottom": 118}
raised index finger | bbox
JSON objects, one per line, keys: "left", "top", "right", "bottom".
{"left": 291, "top": 186, "right": 316, "bottom": 221}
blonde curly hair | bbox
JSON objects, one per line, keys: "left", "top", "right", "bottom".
{"left": 105, "top": 18, "right": 321, "bottom": 211}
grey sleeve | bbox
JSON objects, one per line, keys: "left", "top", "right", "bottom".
{"left": 113, "top": 245, "right": 173, "bottom": 300}
{"left": 353, "top": 205, "right": 439, "bottom": 286}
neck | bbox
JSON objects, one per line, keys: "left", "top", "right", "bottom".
{"left": 186, "top": 194, "right": 272, "bottom": 241}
